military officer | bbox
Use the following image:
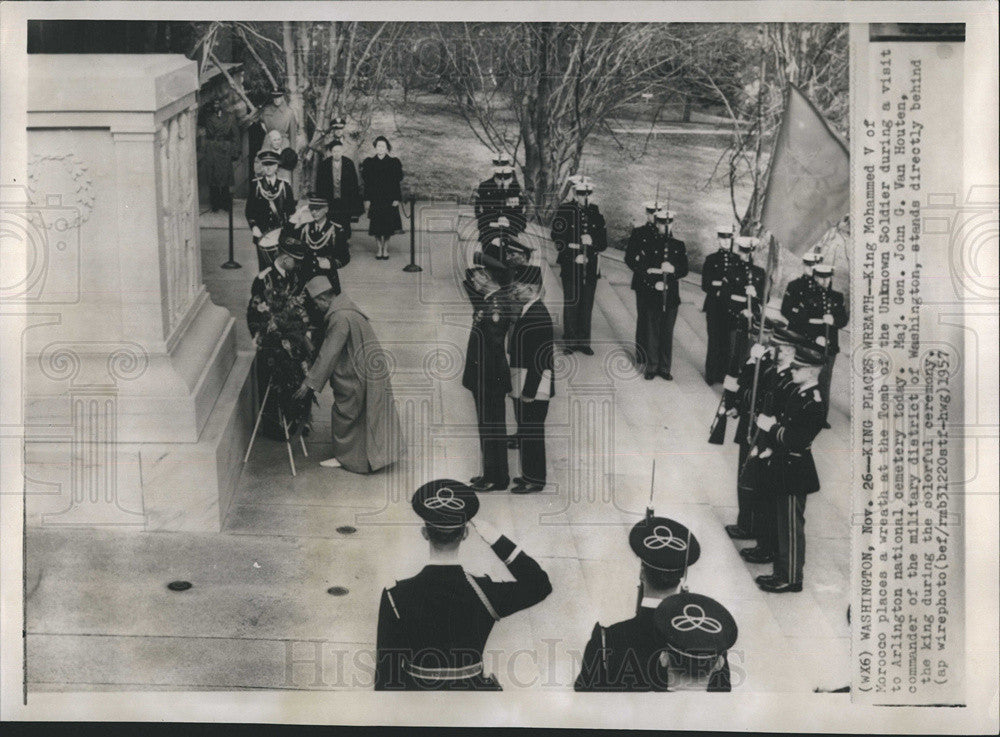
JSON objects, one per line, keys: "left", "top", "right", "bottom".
{"left": 474, "top": 153, "right": 527, "bottom": 245}
{"left": 784, "top": 262, "right": 848, "bottom": 427}
{"left": 753, "top": 344, "right": 828, "bottom": 593}
{"left": 652, "top": 592, "right": 738, "bottom": 691}
{"left": 550, "top": 177, "right": 608, "bottom": 355}
{"left": 574, "top": 516, "right": 701, "bottom": 691}
{"left": 245, "top": 150, "right": 297, "bottom": 270}
{"left": 780, "top": 251, "right": 823, "bottom": 322}
{"left": 624, "top": 201, "right": 660, "bottom": 366}
{"left": 246, "top": 236, "right": 308, "bottom": 341}
{"left": 478, "top": 234, "right": 533, "bottom": 287}
{"left": 375, "top": 479, "right": 552, "bottom": 690}
{"left": 635, "top": 209, "right": 688, "bottom": 380}
{"left": 296, "top": 193, "right": 351, "bottom": 295}
{"left": 724, "top": 236, "right": 765, "bottom": 367}
{"left": 701, "top": 224, "right": 737, "bottom": 385}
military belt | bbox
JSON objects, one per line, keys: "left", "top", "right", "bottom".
{"left": 405, "top": 661, "right": 484, "bottom": 681}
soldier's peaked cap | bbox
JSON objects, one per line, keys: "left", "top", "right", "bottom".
{"left": 306, "top": 192, "right": 328, "bottom": 208}
{"left": 654, "top": 592, "right": 738, "bottom": 659}
{"left": 812, "top": 263, "right": 834, "bottom": 276}
{"left": 716, "top": 224, "right": 734, "bottom": 237}
{"left": 735, "top": 236, "right": 757, "bottom": 251}
{"left": 257, "top": 150, "right": 281, "bottom": 165}
{"left": 654, "top": 209, "right": 674, "bottom": 223}
{"left": 644, "top": 201, "right": 660, "bottom": 212}
{"left": 411, "top": 479, "right": 479, "bottom": 529}
{"left": 802, "top": 251, "right": 822, "bottom": 264}
{"left": 771, "top": 325, "right": 803, "bottom": 347}
{"left": 792, "top": 343, "right": 826, "bottom": 367}
{"left": 278, "top": 236, "right": 306, "bottom": 260}
{"left": 628, "top": 516, "right": 700, "bottom": 573}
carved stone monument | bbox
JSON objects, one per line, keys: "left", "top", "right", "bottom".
{"left": 24, "top": 55, "right": 254, "bottom": 532}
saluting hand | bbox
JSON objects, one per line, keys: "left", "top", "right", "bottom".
{"left": 470, "top": 518, "right": 501, "bottom": 546}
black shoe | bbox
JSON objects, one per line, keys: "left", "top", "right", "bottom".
{"left": 658, "top": 371, "right": 673, "bottom": 381}
{"left": 507, "top": 435, "right": 520, "bottom": 449}
{"left": 755, "top": 574, "right": 778, "bottom": 585}
{"left": 758, "top": 579, "right": 803, "bottom": 593}
{"left": 577, "top": 346, "right": 594, "bottom": 356}
{"left": 511, "top": 482, "right": 544, "bottom": 494}
{"left": 822, "top": 421, "right": 832, "bottom": 429}
{"left": 469, "top": 475, "right": 485, "bottom": 486}
{"left": 562, "top": 346, "right": 576, "bottom": 355}
{"left": 643, "top": 372, "right": 656, "bottom": 380}
{"left": 740, "top": 547, "right": 775, "bottom": 564}
{"left": 725, "top": 524, "right": 755, "bottom": 540}
{"left": 471, "top": 478, "right": 508, "bottom": 492}
{"left": 511, "top": 476, "right": 527, "bottom": 486}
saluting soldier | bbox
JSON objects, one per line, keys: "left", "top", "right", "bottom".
{"left": 297, "top": 193, "right": 351, "bottom": 295}
{"left": 475, "top": 153, "right": 526, "bottom": 246}
{"left": 652, "top": 593, "right": 739, "bottom": 692}
{"left": 752, "top": 344, "right": 828, "bottom": 593}
{"left": 245, "top": 150, "right": 297, "bottom": 270}
{"left": 724, "top": 236, "right": 765, "bottom": 366}
{"left": 780, "top": 251, "right": 823, "bottom": 322}
{"left": 624, "top": 201, "right": 660, "bottom": 366}
{"left": 550, "top": 177, "right": 608, "bottom": 355}
{"left": 635, "top": 209, "right": 688, "bottom": 381}
{"left": 574, "top": 517, "right": 701, "bottom": 691}
{"left": 783, "top": 262, "right": 848, "bottom": 427}
{"left": 375, "top": 480, "right": 552, "bottom": 690}
{"left": 701, "top": 224, "right": 737, "bottom": 385}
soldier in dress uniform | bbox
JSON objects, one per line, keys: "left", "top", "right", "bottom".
{"left": 783, "top": 262, "right": 848, "bottom": 427}
{"left": 752, "top": 344, "right": 828, "bottom": 593}
{"left": 724, "top": 236, "right": 765, "bottom": 367}
{"left": 652, "top": 593, "right": 739, "bottom": 691}
{"left": 701, "top": 224, "right": 737, "bottom": 385}
{"left": 624, "top": 201, "right": 660, "bottom": 366}
{"left": 780, "top": 251, "right": 823, "bottom": 321}
{"left": 550, "top": 177, "right": 608, "bottom": 355}
{"left": 375, "top": 479, "right": 552, "bottom": 690}
{"left": 478, "top": 234, "right": 533, "bottom": 288}
{"left": 297, "top": 193, "right": 350, "bottom": 295}
{"left": 474, "top": 153, "right": 526, "bottom": 246}
{"left": 245, "top": 150, "right": 297, "bottom": 270}
{"left": 634, "top": 209, "right": 688, "bottom": 381}
{"left": 462, "top": 269, "right": 513, "bottom": 492}
{"left": 574, "top": 516, "right": 703, "bottom": 691}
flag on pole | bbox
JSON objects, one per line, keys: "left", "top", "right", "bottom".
{"left": 759, "top": 84, "right": 849, "bottom": 256}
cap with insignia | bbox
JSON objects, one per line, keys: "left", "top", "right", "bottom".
{"left": 257, "top": 150, "right": 281, "bottom": 166}
{"left": 654, "top": 592, "right": 738, "bottom": 660}
{"left": 771, "top": 325, "right": 803, "bottom": 348}
{"left": 791, "top": 343, "right": 826, "bottom": 367}
{"left": 304, "top": 275, "right": 335, "bottom": 298}
{"left": 306, "top": 192, "right": 329, "bottom": 209}
{"left": 628, "top": 517, "right": 701, "bottom": 573}
{"left": 716, "top": 224, "right": 734, "bottom": 238}
{"left": 411, "top": 479, "right": 479, "bottom": 529}
{"left": 735, "top": 236, "right": 757, "bottom": 252}
{"left": 644, "top": 201, "right": 660, "bottom": 213}
{"left": 812, "top": 263, "right": 833, "bottom": 276}
{"left": 802, "top": 252, "right": 822, "bottom": 264}
{"left": 278, "top": 235, "right": 306, "bottom": 260}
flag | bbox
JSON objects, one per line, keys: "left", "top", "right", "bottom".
{"left": 759, "top": 84, "right": 849, "bottom": 256}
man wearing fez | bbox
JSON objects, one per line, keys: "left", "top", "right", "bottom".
{"left": 635, "top": 209, "right": 688, "bottom": 381}
{"left": 475, "top": 153, "right": 527, "bottom": 246}
{"left": 625, "top": 200, "right": 660, "bottom": 366}
{"left": 753, "top": 343, "right": 828, "bottom": 593}
{"left": 550, "top": 176, "right": 608, "bottom": 355}
{"left": 375, "top": 480, "right": 552, "bottom": 690}
{"left": 701, "top": 224, "right": 737, "bottom": 385}
{"left": 297, "top": 193, "right": 351, "bottom": 295}
{"left": 245, "top": 149, "right": 297, "bottom": 270}
{"left": 292, "top": 278, "right": 405, "bottom": 473}
{"left": 314, "top": 129, "right": 363, "bottom": 236}
{"left": 783, "top": 262, "right": 848, "bottom": 427}
{"left": 575, "top": 517, "right": 710, "bottom": 691}
{"left": 506, "top": 266, "right": 554, "bottom": 493}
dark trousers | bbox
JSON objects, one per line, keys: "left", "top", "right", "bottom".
{"left": 514, "top": 398, "right": 549, "bottom": 484}
{"left": 704, "top": 301, "right": 729, "bottom": 383}
{"left": 727, "top": 325, "right": 751, "bottom": 372}
{"left": 773, "top": 493, "right": 807, "bottom": 584}
{"left": 255, "top": 240, "right": 276, "bottom": 271}
{"left": 736, "top": 440, "right": 756, "bottom": 533}
{"left": 472, "top": 387, "right": 508, "bottom": 484}
{"left": 644, "top": 302, "right": 678, "bottom": 375}
{"left": 561, "top": 272, "right": 597, "bottom": 347}
{"left": 818, "top": 353, "right": 836, "bottom": 422}
{"left": 633, "top": 290, "right": 649, "bottom": 364}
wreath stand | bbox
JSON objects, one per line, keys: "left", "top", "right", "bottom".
{"left": 243, "top": 377, "right": 308, "bottom": 476}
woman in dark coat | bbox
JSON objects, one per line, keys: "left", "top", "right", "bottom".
{"left": 360, "top": 136, "right": 404, "bottom": 260}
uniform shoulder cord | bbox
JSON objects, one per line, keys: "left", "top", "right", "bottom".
{"left": 464, "top": 571, "right": 501, "bottom": 621}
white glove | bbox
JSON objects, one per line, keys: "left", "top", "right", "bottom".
{"left": 646, "top": 267, "right": 662, "bottom": 275}
{"left": 251, "top": 226, "right": 263, "bottom": 239}
{"left": 711, "top": 280, "right": 722, "bottom": 287}
{"left": 816, "top": 336, "right": 828, "bottom": 347}
{"left": 317, "top": 257, "right": 331, "bottom": 270}
{"left": 745, "top": 285, "right": 757, "bottom": 298}
{"left": 740, "top": 309, "right": 752, "bottom": 318}
{"left": 497, "top": 216, "right": 510, "bottom": 227}
{"left": 581, "top": 234, "right": 593, "bottom": 246}
{"left": 823, "top": 313, "right": 835, "bottom": 325}
{"left": 568, "top": 242, "right": 581, "bottom": 250}
{"left": 506, "top": 197, "right": 519, "bottom": 207}
{"left": 574, "top": 254, "right": 587, "bottom": 265}
{"left": 655, "top": 281, "right": 665, "bottom": 292}
{"left": 471, "top": 518, "right": 502, "bottom": 545}
{"left": 808, "top": 317, "right": 824, "bottom": 325}
{"left": 749, "top": 343, "right": 766, "bottom": 360}
{"left": 662, "top": 262, "right": 675, "bottom": 274}
{"left": 726, "top": 407, "right": 739, "bottom": 418}
{"left": 756, "top": 414, "right": 777, "bottom": 431}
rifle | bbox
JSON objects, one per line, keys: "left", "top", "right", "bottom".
{"left": 661, "top": 192, "right": 671, "bottom": 313}
{"left": 635, "top": 460, "right": 657, "bottom": 614}
{"left": 743, "top": 232, "right": 778, "bottom": 444}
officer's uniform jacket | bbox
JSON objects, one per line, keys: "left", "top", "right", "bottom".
{"left": 375, "top": 534, "right": 552, "bottom": 690}
{"left": 757, "top": 382, "right": 827, "bottom": 496}
{"left": 298, "top": 218, "right": 351, "bottom": 295}
{"left": 624, "top": 222, "right": 657, "bottom": 291}
{"left": 633, "top": 232, "right": 689, "bottom": 310}
{"left": 701, "top": 248, "right": 738, "bottom": 312}
{"left": 245, "top": 265, "right": 307, "bottom": 338}
{"left": 461, "top": 280, "right": 512, "bottom": 396}
{"left": 785, "top": 287, "right": 849, "bottom": 354}
{"left": 475, "top": 176, "right": 526, "bottom": 239}
{"left": 780, "top": 275, "right": 818, "bottom": 322}
{"left": 245, "top": 176, "right": 296, "bottom": 235}
{"left": 574, "top": 605, "right": 731, "bottom": 692}
{"left": 550, "top": 200, "right": 608, "bottom": 284}
{"left": 724, "top": 259, "right": 765, "bottom": 327}
{"left": 728, "top": 352, "right": 776, "bottom": 445}
{"left": 508, "top": 298, "right": 555, "bottom": 400}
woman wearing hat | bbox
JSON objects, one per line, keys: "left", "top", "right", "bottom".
{"left": 360, "top": 136, "right": 404, "bottom": 260}
{"left": 314, "top": 133, "right": 363, "bottom": 236}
